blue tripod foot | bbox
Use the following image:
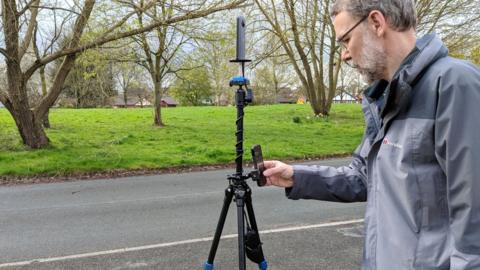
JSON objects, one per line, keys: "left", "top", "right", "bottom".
{"left": 204, "top": 262, "right": 214, "bottom": 270}
{"left": 259, "top": 260, "right": 268, "bottom": 270}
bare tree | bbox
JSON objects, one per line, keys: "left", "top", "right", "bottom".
{"left": 252, "top": 0, "right": 480, "bottom": 116}
{"left": 131, "top": 0, "right": 189, "bottom": 126}
{"left": 416, "top": 0, "right": 480, "bottom": 56}
{"left": 0, "top": 0, "right": 246, "bottom": 148}
{"left": 130, "top": 0, "right": 232, "bottom": 125}
{"left": 61, "top": 48, "right": 117, "bottom": 108}
{"left": 32, "top": 24, "right": 50, "bottom": 127}
{"left": 112, "top": 46, "right": 145, "bottom": 107}
{"left": 252, "top": 31, "right": 299, "bottom": 104}
{"left": 416, "top": 0, "right": 480, "bottom": 35}
{"left": 194, "top": 22, "right": 238, "bottom": 106}
{"left": 254, "top": 0, "right": 341, "bottom": 116}
{"left": 129, "top": 84, "right": 151, "bottom": 108}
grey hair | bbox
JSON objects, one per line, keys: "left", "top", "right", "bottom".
{"left": 331, "top": 0, "right": 417, "bottom": 31}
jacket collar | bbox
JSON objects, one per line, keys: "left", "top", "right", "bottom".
{"left": 364, "top": 33, "right": 448, "bottom": 103}
{"left": 396, "top": 33, "right": 448, "bottom": 86}
{"left": 381, "top": 33, "right": 448, "bottom": 116}
{"left": 363, "top": 34, "right": 449, "bottom": 146}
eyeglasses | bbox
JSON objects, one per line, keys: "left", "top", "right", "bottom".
{"left": 336, "top": 15, "right": 369, "bottom": 50}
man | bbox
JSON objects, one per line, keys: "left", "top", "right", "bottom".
{"left": 263, "top": 0, "right": 480, "bottom": 269}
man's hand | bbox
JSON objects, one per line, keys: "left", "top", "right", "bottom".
{"left": 263, "top": 160, "right": 294, "bottom": 188}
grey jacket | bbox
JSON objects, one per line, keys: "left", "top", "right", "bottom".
{"left": 287, "top": 34, "right": 480, "bottom": 269}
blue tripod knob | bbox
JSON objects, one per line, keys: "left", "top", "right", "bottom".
{"left": 204, "top": 261, "right": 214, "bottom": 270}
{"left": 230, "top": 76, "right": 250, "bottom": 86}
{"left": 259, "top": 260, "right": 268, "bottom": 270}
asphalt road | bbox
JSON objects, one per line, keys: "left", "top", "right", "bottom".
{"left": 0, "top": 158, "right": 365, "bottom": 269}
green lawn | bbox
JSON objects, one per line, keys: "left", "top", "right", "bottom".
{"left": 0, "top": 104, "right": 364, "bottom": 177}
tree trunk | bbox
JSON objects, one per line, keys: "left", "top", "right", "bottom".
{"left": 7, "top": 84, "right": 50, "bottom": 149}
{"left": 1, "top": 0, "right": 95, "bottom": 148}
{"left": 39, "top": 67, "right": 51, "bottom": 128}
{"left": 123, "top": 88, "right": 128, "bottom": 107}
{"left": 153, "top": 80, "right": 164, "bottom": 126}
{"left": 2, "top": 0, "right": 50, "bottom": 148}
{"left": 42, "top": 110, "right": 51, "bottom": 128}
{"left": 14, "top": 111, "right": 50, "bottom": 149}
{"left": 308, "top": 98, "right": 323, "bottom": 116}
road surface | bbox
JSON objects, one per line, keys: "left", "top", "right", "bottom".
{"left": 0, "top": 158, "right": 365, "bottom": 269}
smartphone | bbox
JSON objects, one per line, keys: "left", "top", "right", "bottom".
{"left": 251, "top": 145, "right": 267, "bottom": 186}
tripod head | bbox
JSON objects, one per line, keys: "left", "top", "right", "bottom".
{"left": 229, "top": 16, "right": 253, "bottom": 105}
{"left": 229, "top": 76, "right": 250, "bottom": 87}
{"left": 229, "top": 76, "right": 253, "bottom": 104}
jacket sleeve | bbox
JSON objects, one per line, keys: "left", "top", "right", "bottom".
{"left": 285, "top": 141, "right": 368, "bottom": 203}
{"left": 434, "top": 60, "right": 480, "bottom": 269}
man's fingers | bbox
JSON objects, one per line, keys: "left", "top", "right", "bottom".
{"left": 263, "top": 160, "right": 281, "bottom": 176}
{"left": 265, "top": 177, "right": 273, "bottom": 186}
{"left": 263, "top": 165, "right": 285, "bottom": 177}
{"left": 263, "top": 160, "right": 277, "bottom": 169}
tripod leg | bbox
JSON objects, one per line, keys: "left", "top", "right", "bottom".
{"left": 235, "top": 188, "right": 247, "bottom": 270}
{"left": 245, "top": 188, "right": 268, "bottom": 270}
{"left": 204, "top": 186, "right": 234, "bottom": 270}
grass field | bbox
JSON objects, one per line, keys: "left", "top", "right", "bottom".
{"left": 0, "top": 104, "right": 364, "bottom": 177}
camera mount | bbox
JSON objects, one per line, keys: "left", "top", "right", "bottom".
{"left": 204, "top": 16, "right": 268, "bottom": 270}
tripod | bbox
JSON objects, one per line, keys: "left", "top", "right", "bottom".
{"left": 203, "top": 77, "right": 268, "bottom": 270}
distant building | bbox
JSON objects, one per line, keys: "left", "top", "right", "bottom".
{"left": 276, "top": 87, "right": 299, "bottom": 104}
{"left": 215, "top": 93, "right": 232, "bottom": 106}
{"left": 113, "top": 96, "right": 151, "bottom": 108}
{"left": 160, "top": 96, "right": 178, "bottom": 107}
{"left": 333, "top": 92, "right": 358, "bottom": 103}
{"left": 113, "top": 95, "right": 177, "bottom": 108}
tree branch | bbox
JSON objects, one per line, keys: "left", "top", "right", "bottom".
{"left": 43, "top": 9, "right": 72, "bottom": 55}
{"left": 102, "top": 1, "right": 157, "bottom": 39}
{"left": 29, "top": 5, "right": 81, "bottom": 15}
{"left": 18, "top": 0, "right": 40, "bottom": 59}
{"left": 163, "top": 34, "right": 190, "bottom": 66}
{"left": 135, "top": 4, "right": 155, "bottom": 75}
{"left": 168, "top": 64, "right": 204, "bottom": 76}
{"left": 0, "top": 48, "right": 10, "bottom": 60}
{"left": 0, "top": 90, "right": 7, "bottom": 103}
{"left": 0, "top": 90, "right": 12, "bottom": 111}
{"left": 24, "top": 0, "right": 246, "bottom": 79}
{"left": 17, "top": 0, "right": 38, "bottom": 16}
{"left": 34, "top": 0, "right": 96, "bottom": 118}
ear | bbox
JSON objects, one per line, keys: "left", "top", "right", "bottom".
{"left": 368, "top": 10, "right": 387, "bottom": 37}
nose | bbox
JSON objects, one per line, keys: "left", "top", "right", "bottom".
{"left": 341, "top": 49, "right": 351, "bottom": 62}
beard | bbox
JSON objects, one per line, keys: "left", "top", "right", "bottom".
{"left": 352, "top": 30, "right": 387, "bottom": 84}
